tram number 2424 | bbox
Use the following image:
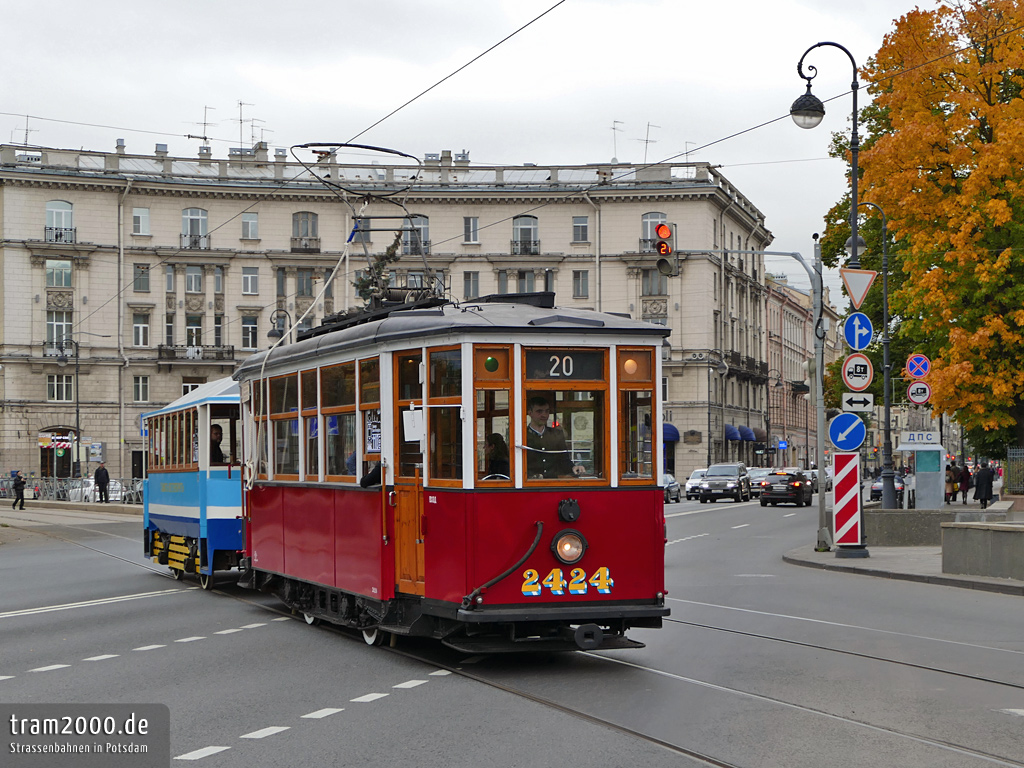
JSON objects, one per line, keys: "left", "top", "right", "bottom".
{"left": 522, "top": 567, "right": 614, "bottom": 597}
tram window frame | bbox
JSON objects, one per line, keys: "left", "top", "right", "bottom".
{"left": 522, "top": 347, "right": 609, "bottom": 486}
{"left": 394, "top": 350, "right": 424, "bottom": 479}
{"left": 617, "top": 348, "right": 657, "bottom": 484}
{"left": 300, "top": 368, "right": 319, "bottom": 481}
{"left": 473, "top": 345, "right": 513, "bottom": 485}
{"left": 427, "top": 346, "right": 462, "bottom": 486}
{"left": 321, "top": 361, "right": 357, "bottom": 481}
{"left": 251, "top": 378, "right": 270, "bottom": 479}
{"left": 269, "top": 373, "right": 300, "bottom": 480}
{"left": 359, "top": 357, "right": 382, "bottom": 474}
{"left": 145, "top": 408, "right": 199, "bottom": 473}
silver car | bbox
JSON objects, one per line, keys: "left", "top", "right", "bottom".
{"left": 68, "top": 478, "right": 124, "bottom": 502}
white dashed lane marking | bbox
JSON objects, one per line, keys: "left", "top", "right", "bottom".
{"left": 666, "top": 533, "right": 709, "bottom": 546}
{"left": 429, "top": 670, "right": 452, "bottom": 676}
{"left": 998, "top": 709, "right": 1024, "bottom": 717}
{"left": 29, "top": 664, "right": 70, "bottom": 672}
{"left": 240, "top": 726, "right": 290, "bottom": 739}
{"left": 239, "top": 623, "right": 267, "bottom": 629}
{"left": 133, "top": 644, "right": 166, "bottom": 651}
{"left": 393, "top": 680, "right": 427, "bottom": 689}
{"left": 175, "top": 636, "right": 206, "bottom": 643}
{"left": 83, "top": 654, "right": 119, "bottom": 661}
{"left": 302, "top": 708, "right": 344, "bottom": 719}
{"left": 0, "top": 676, "right": 14, "bottom": 681}
{"left": 174, "top": 746, "right": 231, "bottom": 760}
{"left": 350, "top": 693, "right": 388, "bottom": 703}
{"left": 731, "top": 524, "right": 750, "bottom": 529}
{"left": 214, "top": 628, "right": 244, "bottom": 635}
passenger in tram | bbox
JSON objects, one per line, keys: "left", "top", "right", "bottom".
{"left": 484, "top": 433, "right": 510, "bottom": 477}
{"left": 525, "top": 396, "right": 582, "bottom": 478}
{"left": 359, "top": 462, "right": 382, "bottom": 488}
{"left": 210, "top": 424, "right": 225, "bottom": 464}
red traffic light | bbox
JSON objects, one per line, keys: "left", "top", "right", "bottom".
{"left": 654, "top": 223, "right": 672, "bottom": 239}
{"left": 654, "top": 222, "right": 673, "bottom": 255}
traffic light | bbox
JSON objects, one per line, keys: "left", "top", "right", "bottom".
{"left": 654, "top": 223, "right": 678, "bottom": 276}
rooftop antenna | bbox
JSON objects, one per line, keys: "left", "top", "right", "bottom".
{"left": 684, "top": 140, "right": 696, "bottom": 162}
{"left": 237, "top": 100, "right": 253, "bottom": 150}
{"left": 248, "top": 117, "right": 265, "bottom": 146}
{"left": 21, "top": 115, "right": 38, "bottom": 146}
{"left": 610, "top": 120, "right": 624, "bottom": 162}
{"left": 635, "top": 122, "right": 660, "bottom": 165}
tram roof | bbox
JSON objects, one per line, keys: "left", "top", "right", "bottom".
{"left": 142, "top": 377, "right": 240, "bottom": 419}
{"left": 234, "top": 299, "right": 670, "bottom": 380}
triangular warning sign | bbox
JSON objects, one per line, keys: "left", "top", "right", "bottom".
{"left": 840, "top": 268, "right": 878, "bottom": 309}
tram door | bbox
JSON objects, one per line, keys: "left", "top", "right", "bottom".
{"left": 393, "top": 352, "right": 426, "bottom": 596}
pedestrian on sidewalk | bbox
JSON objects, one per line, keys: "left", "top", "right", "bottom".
{"left": 11, "top": 470, "right": 26, "bottom": 510}
{"left": 958, "top": 463, "right": 972, "bottom": 504}
{"left": 973, "top": 461, "right": 995, "bottom": 510}
{"left": 944, "top": 464, "right": 957, "bottom": 504}
{"left": 94, "top": 462, "right": 110, "bottom": 503}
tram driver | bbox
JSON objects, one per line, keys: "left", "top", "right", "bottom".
{"left": 525, "top": 395, "right": 584, "bottom": 479}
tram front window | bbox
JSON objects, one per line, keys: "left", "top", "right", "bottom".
{"left": 525, "top": 392, "right": 603, "bottom": 479}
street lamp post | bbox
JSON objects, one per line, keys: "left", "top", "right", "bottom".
{"left": 53, "top": 338, "right": 81, "bottom": 478}
{"left": 706, "top": 350, "right": 728, "bottom": 467}
{"left": 267, "top": 309, "right": 293, "bottom": 345}
{"left": 792, "top": 42, "right": 865, "bottom": 270}
{"left": 858, "top": 201, "right": 897, "bottom": 508}
{"left": 765, "top": 369, "right": 783, "bottom": 467}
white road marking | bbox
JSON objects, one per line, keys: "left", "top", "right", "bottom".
{"left": 240, "top": 726, "right": 290, "bottom": 739}
{"left": 239, "top": 623, "right": 266, "bottom": 629}
{"left": 83, "top": 654, "right": 119, "bottom": 661}
{"left": 429, "top": 670, "right": 452, "bottom": 676}
{"left": 350, "top": 693, "right": 388, "bottom": 703}
{"left": 735, "top": 574, "right": 776, "bottom": 578}
{"left": 665, "top": 508, "right": 716, "bottom": 518}
{"left": 783, "top": 513, "right": 796, "bottom": 517}
{"left": 731, "top": 524, "right": 750, "bottom": 529}
{"left": 998, "top": 709, "right": 1024, "bottom": 717}
{"left": 133, "top": 644, "right": 166, "bottom": 651}
{"left": 214, "top": 628, "right": 244, "bottom": 635}
{"left": 272, "top": 617, "right": 290, "bottom": 621}
{"left": 0, "top": 588, "right": 184, "bottom": 619}
{"left": 393, "top": 680, "right": 428, "bottom": 689}
{"left": 176, "top": 636, "right": 206, "bottom": 643}
{"left": 302, "top": 708, "right": 344, "bottom": 719}
{"left": 0, "top": 676, "right": 14, "bottom": 681}
{"left": 174, "top": 746, "right": 231, "bottom": 760}
{"left": 29, "top": 664, "right": 70, "bottom": 672}
{"left": 666, "top": 533, "right": 709, "bottom": 547}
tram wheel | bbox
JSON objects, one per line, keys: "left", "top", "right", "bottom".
{"left": 303, "top": 612, "right": 320, "bottom": 626}
{"left": 199, "top": 572, "right": 214, "bottom": 591}
{"left": 362, "top": 627, "right": 386, "bottom": 646}
{"left": 170, "top": 568, "right": 183, "bottom": 581}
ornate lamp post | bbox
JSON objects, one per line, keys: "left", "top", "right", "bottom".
{"left": 765, "top": 369, "right": 783, "bottom": 467}
{"left": 267, "top": 309, "right": 293, "bottom": 344}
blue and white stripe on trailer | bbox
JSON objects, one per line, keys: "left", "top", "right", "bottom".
{"left": 141, "top": 377, "right": 239, "bottom": 421}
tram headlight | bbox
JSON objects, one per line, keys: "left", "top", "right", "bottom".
{"left": 551, "top": 529, "right": 587, "bottom": 565}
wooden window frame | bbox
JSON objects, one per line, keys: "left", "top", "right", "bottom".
{"left": 269, "top": 373, "right": 300, "bottom": 481}
{"left": 322, "top": 361, "right": 357, "bottom": 482}
{"left": 393, "top": 350, "right": 424, "bottom": 480}
{"left": 617, "top": 347, "right": 657, "bottom": 485}
{"left": 473, "top": 345, "right": 513, "bottom": 486}
{"left": 426, "top": 345, "right": 463, "bottom": 488}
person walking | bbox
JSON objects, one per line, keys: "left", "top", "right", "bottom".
{"left": 973, "top": 461, "right": 995, "bottom": 510}
{"left": 94, "top": 462, "right": 110, "bottom": 503}
{"left": 11, "top": 470, "right": 26, "bottom": 510}
{"left": 958, "top": 464, "right": 972, "bottom": 504}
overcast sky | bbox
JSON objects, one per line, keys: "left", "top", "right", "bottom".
{"left": 1, "top": 0, "right": 913, "bottom": 305}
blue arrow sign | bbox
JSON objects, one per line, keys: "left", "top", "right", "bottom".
{"left": 828, "top": 413, "right": 867, "bottom": 452}
{"left": 843, "top": 312, "right": 874, "bottom": 351}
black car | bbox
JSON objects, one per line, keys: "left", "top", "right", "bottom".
{"left": 759, "top": 469, "right": 814, "bottom": 507}
{"left": 870, "top": 474, "right": 905, "bottom": 505}
{"left": 698, "top": 462, "right": 752, "bottom": 503}
{"left": 663, "top": 473, "right": 682, "bottom": 503}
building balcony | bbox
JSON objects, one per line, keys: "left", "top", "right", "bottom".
{"left": 402, "top": 240, "right": 431, "bottom": 256}
{"left": 511, "top": 239, "right": 540, "bottom": 255}
{"left": 45, "top": 227, "right": 76, "bottom": 243}
{"left": 638, "top": 238, "right": 657, "bottom": 253}
{"left": 291, "top": 236, "right": 320, "bottom": 253}
{"left": 157, "top": 344, "right": 235, "bottom": 362}
{"left": 180, "top": 234, "right": 210, "bottom": 250}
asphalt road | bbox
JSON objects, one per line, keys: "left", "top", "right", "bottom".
{"left": 2, "top": 500, "right": 1023, "bottom": 767}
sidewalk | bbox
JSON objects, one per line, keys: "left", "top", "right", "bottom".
{"left": 9, "top": 499, "right": 142, "bottom": 517}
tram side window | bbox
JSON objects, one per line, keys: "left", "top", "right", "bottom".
{"left": 617, "top": 349, "right": 656, "bottom": 481}
{"left": 428, "top": 348, "right": 462, "bottom": 482}
{"left": 322, "top": 362, "right": 356, "bottom": 478}
{"left": 301, "top": 369, "right": 318, "bottom": 479}
{"left": 359, "top": 358, "right": 382, "bottom": 477}
{"left": 524, "top": 391, "right": 602, "bottom": 479}
{"left": 474, "top": 346, "right": 512, "bottom": 483}
{"left": 270, "top": 374, "right": 299, "bottom": 477}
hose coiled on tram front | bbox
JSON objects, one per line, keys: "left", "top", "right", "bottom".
{"left": 461, "top": 521, "right": 543, "bottom": 610}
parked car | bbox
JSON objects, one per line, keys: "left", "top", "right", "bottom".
{"left": 684, "top": 469, "right": 707, "bottom": 500}
{"left": 698, "top": 462, "right": 752, "bottom": 503}
{"left": 68, "top": 478, "right": 124, "bottom": 502}
{"left": 663, "top": 473, "right": 682, "bottom": 503}
{"left": 760, "top": 469, "right": 814, "bottom": 506}
{"left": 807, "top": 468, "right": 831, "bottom": 492}
{"left": 870, "top": 474, "right": 905, "bottom": 506}
{"left": 748, "top": 468, "right": 774, "bottom": 497}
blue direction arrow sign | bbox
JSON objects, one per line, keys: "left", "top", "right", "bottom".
{"left": 828, "top": 413, "right": 867, "bottom": 452}
{"left": 843, "top": 312, "right": 874, "bottom": 351}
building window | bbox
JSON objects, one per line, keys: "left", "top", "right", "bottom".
{"left": 186, "top": 315, "right": 202, "bottom": 346}
{"left": 544, "top": 270, "right": 555, "bottom": 293}
{"left": 133, "top": 264, "right": 150, "bottom": 292}
{"left": 293, "top": 211, "right": 318, "bottom": 238}
{"left": 512, "top": 215, "right": 539, "bottom": 255}
{"left": 464, "top": 271, "right": 479, "bottom": 299}
{"left": 182, "top": 378, "right": 205, "bottom": 396}
{"left": 47, "top": 374, "right": 73, "bottom": 402}
{"left": 241, "top": 316, "right": 258, "bottom": 350}
{"left": 517, "top": 270, "right": 535, "bottom": 293}
{"left": 214, "top": 315, "right": 223, "bottom": 346}
{"left": 573, "top": 270, "right": 589, "bottom": 298}
{"left": 641, "top": 268, "right": 668, "bottom": 296}
{"left": 132, "top": 208, "right": 150, "bottom": 235}
{"left": 463, "top": 217, "right": 479, "bottom": 243}
{"left": 165, "top": 314, "right": 175, "bottom": 346}
{"left": 46, "top": 310, "right": 73, "bottom": 345}
{"left": 296, "top": 268, "right": 313, "bottom": 297}
{"left": 277, "top": 268, "right": 286, "bottom": 297}
{"left": 133, "top": 314, "right": 150, "bottom": 347}
{"left": 46, "top": 259, "right": 72, "bottom": 288}
{"left": 572, "top": 216, "right": 589, "bottom": 243}
{"left": 324, "top": 268, "right": 334, "bottom": 299}
{"left": 352, "top": 217, "right": 371, "bottom": 243}
{"left": 407, "top": 271, "right": 424, "bottom": 289}
{"left": 46, "top": 201, "right": 75, "bottom": 243}
{"left": 403, "top": 215, "right": 429, "bottom": 255}
{"left": 242, "top": 267, "right": 259, "bottom": 295}
{"left": 242, "top": 212, "right": 259, "bottom": 239}
{"left": 166, "top": 265, "right": 174, "bottom": 292}
{"left": 641, "top": 212, "right": 667, "bottom": 252}
{"left": 182, "top": 208, "right": 209, "bottom": 249}
{"left": 497, "top": 272, "right": 508, "bottom": 294}
{"left": 185, "top": 266, "right": 203, "bottom": 293}
{"left": 134, "top": 376, "right": 150, "bottom": 403}
{"left": 214, "top": 267, "right": 223, "bottom": 294}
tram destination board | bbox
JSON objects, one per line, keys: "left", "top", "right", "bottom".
{"left": 525, "top": 349, "right": 604, "bottom": 380}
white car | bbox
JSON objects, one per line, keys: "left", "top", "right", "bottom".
{"left": 68, "top": 478, "right": 124, "bottom": 502}
{"left": 684, "top": 469, "right": 707, "bottom": 500}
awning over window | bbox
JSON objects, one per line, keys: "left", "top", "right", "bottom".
{"left": 739, "top": 426, "right": 756, "bottom": 442}
{"left": 752, "top": 427, "right": 767, "bottom": 442}
{"left": 725, "top": 424, "right": 741, "bottom": 441}
{"left": 663, "top": 423, "right": 680, "bottom": 442}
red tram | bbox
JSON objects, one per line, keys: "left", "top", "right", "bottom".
{"left": 234, "top": 293, "right": 669, "bottom": 651}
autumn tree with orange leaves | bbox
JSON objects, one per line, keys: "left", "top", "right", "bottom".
{"left": 825, "top": 0, "right": 1024, "bottom": 457}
